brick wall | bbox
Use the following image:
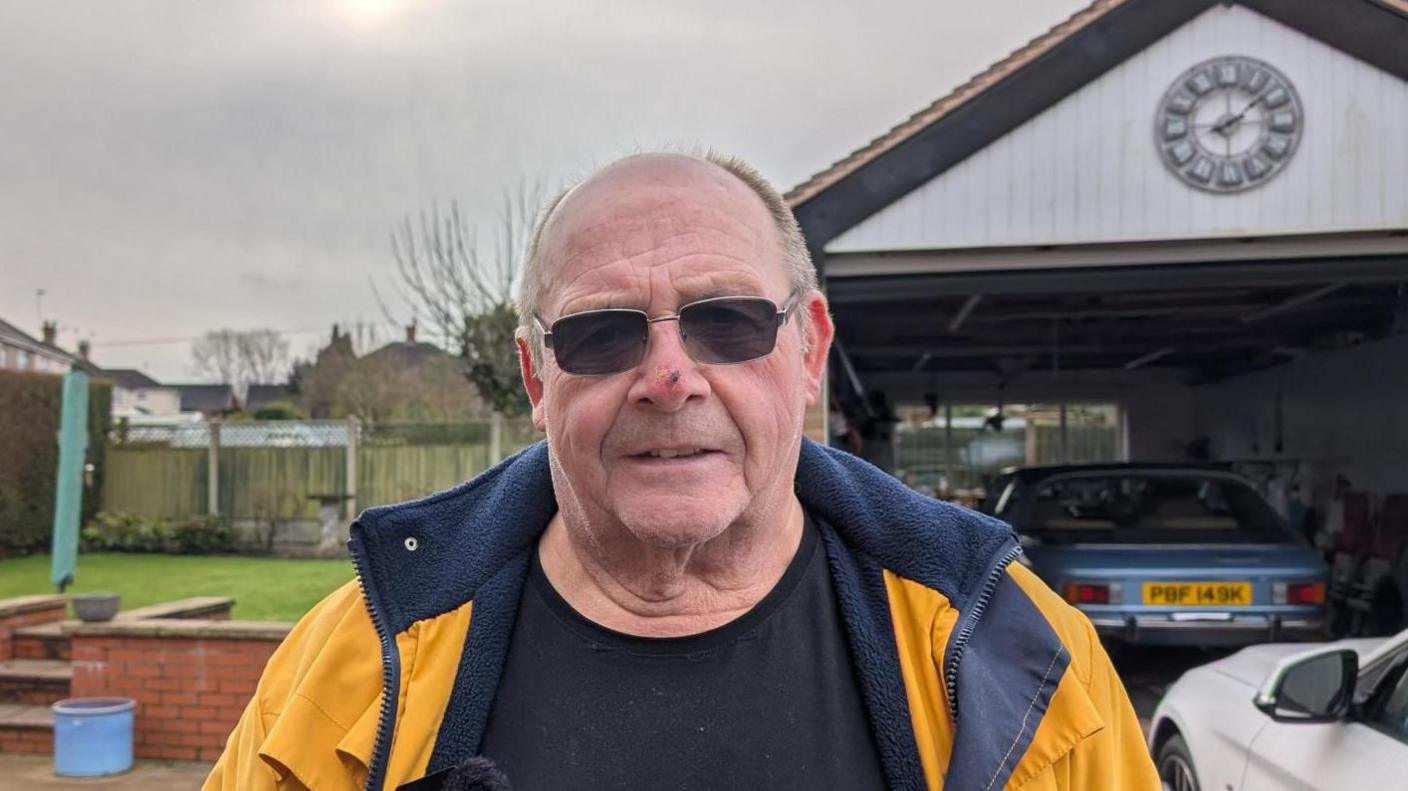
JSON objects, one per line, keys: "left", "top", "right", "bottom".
{"left": 68, "top": 620, "right": 289, "bottom": 762}
{"left": 0, "top": 596, "right": 65, "bottom": 660}
{"left": 0, "top": 725, "right": 52, "bottom": 755}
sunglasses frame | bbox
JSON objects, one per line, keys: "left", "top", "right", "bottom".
{"left": 534, "top": 290, "right": 803, "bottom": 375}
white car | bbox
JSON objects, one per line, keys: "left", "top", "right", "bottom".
{"left": 1148, "top": 627, "right": 1408, "bottom": 790}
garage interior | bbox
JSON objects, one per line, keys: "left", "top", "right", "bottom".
{"left": 824, "top": 238, "right": 1408, "bottom": 632}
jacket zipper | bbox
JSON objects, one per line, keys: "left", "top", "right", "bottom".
{"left": 349, "top": 527, "right": 401, "bottom": 791}
{"left": 942, "top": 544, "right": 1023, "bottom": 723}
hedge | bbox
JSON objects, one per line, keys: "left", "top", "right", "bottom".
{"left": 0, "top": 370, "right": 110, "bottom": 554}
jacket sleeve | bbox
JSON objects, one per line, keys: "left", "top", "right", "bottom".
{"left": 201, "top": 581, "right": 372, "bottom": 791}
{"left": 1059, "top": 617, "right": 1160, "bottom": 790}
{"left": 203, "top": 693, "right": 289, "bottom": 790}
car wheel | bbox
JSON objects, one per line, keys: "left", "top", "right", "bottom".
{"left": 1156, "top": 734, "right": 1200, "bottom": 791}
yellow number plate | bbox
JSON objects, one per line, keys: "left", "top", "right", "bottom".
{"left": 1142, "top": 582, "right": 1252, "bottom": 606}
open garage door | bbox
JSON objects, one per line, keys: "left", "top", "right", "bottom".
{"left": 825, "top": 245, "right": 1408, "bottom": 507}
{"left": 828, "top": 248, "right": 1408, "bottom": 405}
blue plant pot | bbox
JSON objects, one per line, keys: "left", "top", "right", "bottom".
{"left": 52, "top": 697, "right": 136, "bottom": 777}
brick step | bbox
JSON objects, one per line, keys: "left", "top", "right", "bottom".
{"left": 11, "top": 622, "right": 69, "bottom": 661}
{"left": 0, "top": 660, "right": 72, "bottom": 706}
{"left": 0, "top": 703, "right": 54, "bottom": 755}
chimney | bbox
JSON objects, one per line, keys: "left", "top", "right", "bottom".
{"left": 331, "top": 323, "right": 341, "bottom": 341}
{"left": 78, "top": 340, "right": 91, "bottom": 361}
{"left": 405, "top": 321, "right": 417, "bottom": 344}
{"left": 41, "top": 320, "right": 57, "bottom": 345}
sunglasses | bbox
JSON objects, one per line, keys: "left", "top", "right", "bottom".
{"left": 534, "top": 291, "right": 802, "bottom": 376}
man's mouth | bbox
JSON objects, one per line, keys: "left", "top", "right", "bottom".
{"left": 630, "top": 447, "right": 718, "bottom": 460}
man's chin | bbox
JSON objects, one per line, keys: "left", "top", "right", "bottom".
{"left": 613, "top": 499, "right": 742, "bottom": 548}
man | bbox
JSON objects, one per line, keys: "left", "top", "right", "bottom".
{"left": 206, "top": 152, "right": 1157, "bottom": 790}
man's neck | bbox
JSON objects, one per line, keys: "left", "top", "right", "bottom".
{"left": 536, "top": 496, "right": 806, "bottom": 638}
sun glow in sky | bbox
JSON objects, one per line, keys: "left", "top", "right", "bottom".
{"left": 333, "top": 0, "right": 405, "bottom": 30}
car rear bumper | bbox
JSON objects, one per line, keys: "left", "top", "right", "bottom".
{"left": 1088, "top": 613, "right": 1327, "bottom": 646}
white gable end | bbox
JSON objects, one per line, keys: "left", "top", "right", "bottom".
{"left": 826, "top": 4, "right": 1408, "bottom": 254}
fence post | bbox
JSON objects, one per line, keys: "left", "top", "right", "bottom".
{"left": 490, "top": 411, "right": 504, "bottom": 464}
{"left": 943, "top": 403, "right": 954, "bottom": 496}
{"left": 207, "top": 418, "right": 221, "bottom": 516}
{"left": 345, "top": 416, "right": 360, "bottom": 521}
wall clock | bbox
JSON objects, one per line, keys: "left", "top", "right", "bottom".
{"left": 1156, "top": 55, "right": 1302, "bottom": 193}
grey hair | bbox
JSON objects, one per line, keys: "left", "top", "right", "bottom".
{"left": 515, "top": 150, "right": 818, "bottom": 367}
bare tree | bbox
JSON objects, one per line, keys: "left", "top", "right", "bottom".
{"left": 238, "top": 329, "right": 291, "bottom": 387}
{"left": 379, "top": 184, "right": 543, "bottom": 418}
{"left": 191, "top": 328, "right": 291, "bottom": 401}
{"left": 191, "top": 330, "right": 240, "bottom": 386}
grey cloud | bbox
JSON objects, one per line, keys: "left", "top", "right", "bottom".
{"left": 0, "top": 0, "right": 1089, "bottom": 380}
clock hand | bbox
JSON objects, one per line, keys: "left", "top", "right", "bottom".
{"left": 1213, "top": 92, "right": 1267, "bottom": 135}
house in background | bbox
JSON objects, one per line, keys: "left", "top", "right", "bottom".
{"left": 293, "top": 323, "right": 487, "bottom": 423}
{"left": 0, "top": 318, "right": 78, "bottom": 375}
{"left": 100, "top": 368, "right": 183, "bottom": 417}
{"left": 171, "top": 384, "right": 239, "bottom": 417}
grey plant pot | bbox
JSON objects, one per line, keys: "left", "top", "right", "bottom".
{"left": 72, "top": 593, "right": 121, "bottom": 623}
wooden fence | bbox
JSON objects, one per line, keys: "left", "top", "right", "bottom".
{"left": 101, "top": 420, "right": 539, "bottom": 521}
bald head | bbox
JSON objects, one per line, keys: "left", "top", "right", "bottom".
{"left": 516, "top": 151, "right": 817, "bottom": 361}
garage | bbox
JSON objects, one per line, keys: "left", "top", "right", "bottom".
{"left": 789, "top": 0, "right": 1408, "bottom": 632}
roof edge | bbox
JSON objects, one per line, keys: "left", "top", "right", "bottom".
{"left": 786, "top": 0, "right": 1408, "bottom": 249}
{"left": 785, "top": 0, "right": 1130, "bottom": 208}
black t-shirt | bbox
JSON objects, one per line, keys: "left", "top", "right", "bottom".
{"left": 478, "top": 515, "right": 888, "bottom": 790}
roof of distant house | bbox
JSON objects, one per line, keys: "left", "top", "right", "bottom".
{"left": 171, "top": 384, "right": 238, "bottom": 413}
{"left": 97, "top": 368, "right": 164, "bottom": 390}
{"left": 362, "top": 340, "right": 455, "bottom": 368}
{"left": 0, "top": 316, "right": 78, "bottom": 363}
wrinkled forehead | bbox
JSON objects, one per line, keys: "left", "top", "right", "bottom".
{"left": 536, "top": 158, "right": 787, "bottom": 310}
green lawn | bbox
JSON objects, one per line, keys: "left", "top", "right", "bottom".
{"left": 0, "top": 553, "right": 356, "bottom": 621}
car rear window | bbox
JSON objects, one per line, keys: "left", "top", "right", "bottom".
{"left": 1016, "top": 473, "right": 1294, "bottom": 544}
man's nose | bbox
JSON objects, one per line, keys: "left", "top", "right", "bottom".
{"left": 626, "top": 320, "right": 710, "bottom": 411}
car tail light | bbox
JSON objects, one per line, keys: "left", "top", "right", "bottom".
{"left": 1274, "top": 581, "right": 1327, "bottom": 605}
{"left": 1064, "top": 583, "right": 1111, "bottom": 605}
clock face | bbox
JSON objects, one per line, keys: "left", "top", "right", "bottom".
{"left": 1156, "top": 56, "right": 1302, "bottom": 193}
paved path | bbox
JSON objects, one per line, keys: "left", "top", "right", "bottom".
{"left": 0, "top": 754, "right": 210, "bottom": 789}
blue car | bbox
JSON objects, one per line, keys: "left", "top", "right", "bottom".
{"left": 989, "top": 464, "right": 1329, "bottom": 646}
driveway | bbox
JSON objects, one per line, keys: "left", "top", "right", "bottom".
{"left": 0, "top": 754, "right": 210, "bottom": 790}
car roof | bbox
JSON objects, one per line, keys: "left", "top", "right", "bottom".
{"left": 997, "top": 462, "right": 1236, "bottom": 481}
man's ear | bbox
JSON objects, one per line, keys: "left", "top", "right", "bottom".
{"left": 517, "top": 336, "right": 547, "bottom": 432}
{"left": 800, "top": 291, "right": 834, "bottom": 407}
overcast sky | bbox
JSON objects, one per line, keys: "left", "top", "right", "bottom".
{"left": 0, "top": 0, "right": 1087, "bottom": 382}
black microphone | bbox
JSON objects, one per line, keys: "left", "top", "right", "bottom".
{"left": 396, "top": 756, "right": 513, "bottom": 791}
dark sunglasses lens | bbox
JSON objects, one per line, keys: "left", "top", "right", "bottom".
{"left": 551, "top": 311, "right": 647, "bottom": 374}
{"left": 679, "top": 298, "right": 779, "bottom": 364}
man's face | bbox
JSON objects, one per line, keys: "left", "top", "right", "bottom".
{"left": 519, "top": 156, "right": 832, "bottom": 548}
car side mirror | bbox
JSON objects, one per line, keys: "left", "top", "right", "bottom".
{"left": 1254, "top": 648, "right": 1357, "bottom": 723}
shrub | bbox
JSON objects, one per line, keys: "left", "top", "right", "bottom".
{"left": 171, "top": 514, "right": 237, "bottom": 555}
{"left": 81, "top": 511, "right": 238, "bottom": 555}
{"left": 251, "top": 401, "right": 306, "bottom": 420}
{"left": 82, "top": 511, "right": 171, "bottom": 553}
{"left": 0, "top": 371, "right": 110, "bottom": 553}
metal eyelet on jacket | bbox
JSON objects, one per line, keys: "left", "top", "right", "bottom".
{"left": 404, "top": 536, "right": 419, "bottom": 551}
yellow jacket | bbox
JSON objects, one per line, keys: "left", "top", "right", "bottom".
{"left": 206, "top": 441, "right": 1158, "bottom": 790}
